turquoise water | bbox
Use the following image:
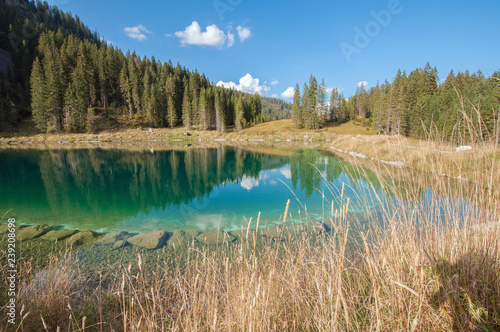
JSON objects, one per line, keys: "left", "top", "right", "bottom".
{"left": 0, "top": 146, "right": 382, "bottom": 232}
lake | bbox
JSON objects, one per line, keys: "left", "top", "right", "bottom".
{"left": 0, "top": 144, "right": 386, "bottom": 233}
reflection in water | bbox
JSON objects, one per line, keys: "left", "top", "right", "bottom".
{"left": 0, "top": 146, "right": 383, "bottom": 232}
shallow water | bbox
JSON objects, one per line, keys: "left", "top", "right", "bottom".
{"left": 0, "top": 145, "right": 383, "bottom": 232}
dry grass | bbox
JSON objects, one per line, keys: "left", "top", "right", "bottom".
{"left": 0, "top": 119, "right": 376, "bottom": 145}
{"left": 1, "top": 130, "right": 499, "bottom": 331}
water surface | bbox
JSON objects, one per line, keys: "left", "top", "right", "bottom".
{"left": 0, "top": 145, "right": 383, "bottom": 232}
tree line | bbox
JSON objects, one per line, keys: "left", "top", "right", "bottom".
{"left": 30, "top": 30, "right": 263, "bottom": 133}
{"left": 292, "top": 64, "right": 500, "bottom": 142}
{"left": 0, "top": 0, "right": 100, "bottom": 130}
{"left": 1, "top": 0, "right": 266, "bottom": 133}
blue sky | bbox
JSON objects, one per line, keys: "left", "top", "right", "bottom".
{"left": 46, "top": 0, "right": 500, "bottom": 98}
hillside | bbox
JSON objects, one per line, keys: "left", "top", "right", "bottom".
{"left": 0, "top": 0, "right": 290, "bottom": 135}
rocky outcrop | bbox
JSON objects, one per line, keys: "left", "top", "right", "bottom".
{"left": 127, "top": 231, "right": 169, "bottom": 249}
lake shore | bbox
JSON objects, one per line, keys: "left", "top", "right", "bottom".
{"left": 1, "top": 122, "right": 499, "bottom": 330}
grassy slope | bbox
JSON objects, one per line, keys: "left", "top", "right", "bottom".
{"left": 0, "top": 119, "right": 377, "bottom": 143}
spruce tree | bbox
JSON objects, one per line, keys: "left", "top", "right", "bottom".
{"left": 31, "top": 57, "right": 48, "bottom": 131}
{"left": 234, "top": 96, "right": 245, "bottom": 131}
{"left": 167, "top": 96, "right": 177, "bottom": 128}
{"left": 182, "top": 83, "right": 191, "bottom": 129}
{"left": 291, "top": 83, "right": 302, "bottom": 128}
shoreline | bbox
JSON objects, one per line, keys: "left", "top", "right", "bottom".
{"left": 0, "top": 217, "right": 335, "bottom": 250}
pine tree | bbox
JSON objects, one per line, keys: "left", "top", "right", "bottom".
{"left": 182, "top": 82, "right": 191, "bottom": 129}
{"left": 303, "top": 75, "right": 320, "bottom": 129}
{"left": 234, "top": 96, "right": 245, "bottom": 131}
{"left": 318, "top": 78, "right": 328, "bottom": 122}
{"left": 166, "top": 96, "right": 177, "bottom": 128}
{"left": 291, "top": 83, "right": 302, "bottom": 128}
{"left": 31, "top": 57, "right": 48, "bottom": 131}
{"left": 199, "top": 87, "right": 208, "bottom": 130}
{"left": 215, "top": 89, "right": 226, "bottom": 133}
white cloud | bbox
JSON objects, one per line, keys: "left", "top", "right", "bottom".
{"left": 271, "top": 94, "right": 278, "bottom": 98}
{"left": 270, "top": 80, "right": 279, "bottom": 86}
{"left": 357, "top": 81, "right": 368, "bottom": 88}
{"left": 216, "top": 73, "right": 270, "bottom": 95}
{"left": 124, "top": 25, "right": 152, "bottom": 41}
{"left": 240, "top": 175, "right": 259, "bottom": 190}
{"left": 175, "top": 21, "right": 230, "bottom": 48}
{"left": 236, "top": 26, "right": 252, "bottom": 41}
{"left": 280, "top": 168, "right": 292, "bottom": 179}
{"left": 227, "top": 32, "right": 235, "bottom": 47}
{"left": 281, "top": 87, "right": 295, "bottom": 99}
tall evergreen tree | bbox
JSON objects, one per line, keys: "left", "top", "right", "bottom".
{"left": 291, "top": 83, "right": 302, "bottom": 128}
{"left": 234, "top": 96, "right": 245, "bottom": 131}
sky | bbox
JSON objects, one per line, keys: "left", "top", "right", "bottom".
{"left": 46, "top": 0, "right": 500, "bottom": 99}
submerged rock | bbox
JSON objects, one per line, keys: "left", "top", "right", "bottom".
{"left": 302, "top": 220, "right": 331, "bottom": 233}
{"left": 67, "top": 231, "right": 96, "bottom": 246}
{"left": 0, "top": 224, "right": 11, "bottom": 234}
{"left": 230, "top": 229, "right": 256, "bottom": 239}
{"left": 261, "top": 224, "right": 306, "bottom": 238}
{"left": 168, "top": 229, "right": 198, "bottom": 246}
{"left": 112, "top": 240, "right": 129, "bottom": 250}
{"left": 0, "top": 224, "right": 26, "bottom": 234}
{"left": 41, "top": 229, "right": 78, "bottom": 241}
{"left": 99, "top": 231, "right": 130, "bottom": 244}
{"left": 127, "top": 231, "right": 169, "bottom": 249}
{"left": 16, "top": 225, "right": 51, "bottom": 241}
{"left": 196, "top": 230, "right": 236, "bottom": 245}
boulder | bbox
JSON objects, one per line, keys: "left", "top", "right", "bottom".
{"left": 167, "top": 230, "right": 199, "bottom": 247}
{"left": 196, "top": 230, "right": 236, "bottom": 245}
{"left": 67, "top": 231, "right": 96, "bottom": 246}
{"left": 321, "top": 217, "right": 336, "bottom": 230}
{"left": 0, "top": 224, "right": 26, "bottom": 234}
{"left": 0, "top": 224, "right": 11, "bottom": 234}
{"left": 41, "top": 229, "right": 78, "bottom": 241}
{"left": 302, "top": 220, "right": 331, "bottom": 233}
{"left": 261, "top": 224, "right": 306, "bottom": 238}
{"left": 16, "top": 225, "right": 51, "bottom": 241}
{"left": 184, "top": 230, "right": 199, "bottom": 238}
{"left": 99, "top": 231, "right": 130, "bottom": 244}
{"left": 112, "top": 240, "right": 129, "bottom": 250}
{"left": 261, "top": 225, "right": 284, "bottom": 238}
{"left": 127, "top": 231, "right": 169, "bottom": 249}
{"left": 167, "top": 230, "right": 184, "bottom": 247}
{"left": 230, "top": 229, "right": 256, "bottom": 239}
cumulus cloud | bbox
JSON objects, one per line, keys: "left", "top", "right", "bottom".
{"left": 124, "top": 25, "right": 152, "bottom": 41}
{"left": 357, "top": 81, "right": 368, "bottom": 88}
{"left": 216, "top": 74, "right": 270, "bottom": 95}
{"left": 271, "top": 94, "right": 278, "bottom": 98}
{"left": 281, "top": 87, "right": 295, "bottom": 99}
{"left": 227, "top": 32, "right": 235, "bottom": 47}
{"left": 270, "top": 80, "right": 279, "bottom": 86}
{"left": 236, "top": 26, "right": 252, "bottom": 41}
{"left": 240, "top": 175, "right": 259, "bottom": 190}
{"left": 280, "top": 168, "right": 292, "bottom": 179}
{"left": 175, "top": 21, "right": 230, "bottom": 48}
